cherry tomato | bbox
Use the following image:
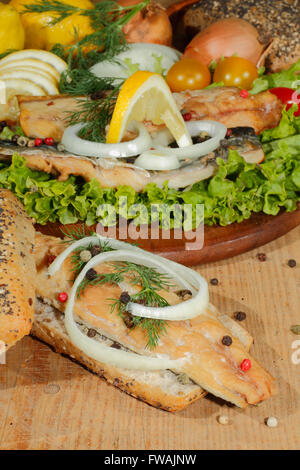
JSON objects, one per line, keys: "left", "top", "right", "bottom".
{"left": 213, "top": 57, "right": 258, "bottom": 90}
{"left": 269, "top": 87, "right": 300, "bottom": 117}
{"left": 166, "top": 58, "right": 211, "bottom": 92}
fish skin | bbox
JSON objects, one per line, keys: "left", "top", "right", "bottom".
{"left": 34, "top": 232, "right": 276, "bottom": 408}
{"left": 173, "top": 87, "right": 283, "bottom": 134}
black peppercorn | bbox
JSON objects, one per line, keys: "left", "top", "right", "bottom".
{"left": 111, "top": 341, "right": 121, "bottom": 349}
{"left": 90, "top": 245, "right": 102, "bottom": 257}
{"left": 90, "top": 91, "right": 105, "bottom": 100}
{"left": 87, "top": 328, "right": 97, "bottom": 338}
{"left": 12, "top": 134, "right": 19, "bottom": 144}
{"left": 257, "top": 252, "right": 267, "bottom": 262}
{"left": 288, "top": 259, "right": 296, "bottom": 268}
{"left": 86, "top": 268, "right": 98, "bottom": 281}
{"left": 222, "top": 335, "right": 232, "bottom": 346}
{"left": 123, "top": 312, "right": 135, "bottom": 329}
{"left": 210, "top": 278, "right": 219, "bottom": 286}
{"left": 120, "top": 291, "right": 131, "bottom": 304}
{"left": 176, "top": 289, "right": 193, "bottom": 300}
{"left": 234, "top": 311, "right": 246, "bottom": 321}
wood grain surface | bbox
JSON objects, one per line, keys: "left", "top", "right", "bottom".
{"left": 0, "top": 225, "right": 299, "bottom": 450}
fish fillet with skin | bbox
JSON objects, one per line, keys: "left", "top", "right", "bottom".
{"left": 18, "top": 87, "right": 282, "bottom": 141}
{"left": 34, "top": 232, "right": 276, "bottom": 408}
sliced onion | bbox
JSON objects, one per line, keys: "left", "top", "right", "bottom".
{"left": 64, "top": 249, "right": 194, "bottom": 370}
{"left": 61, "top": 121, "right": 152, "bottom": 158}
{"left": 49, "top": 236, "right": 209, "bottom": 320}
{"left": 135, "top": 149, "right": 180, "bottom": 170}
{"left": 154, "top": 120, "right": 227, "bottom": 161}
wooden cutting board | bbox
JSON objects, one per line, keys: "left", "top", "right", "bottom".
{"left": 36, "top": 205, "right": 300, "bottom": 266}
{"left": 0, "top": 226, "right": 299, "bottom": 450}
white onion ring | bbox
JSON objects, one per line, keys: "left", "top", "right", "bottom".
{"left": 64, "top": 249, "right": 196, "bottom": 370}
{"left": 154, "top": 120, "right": 227, "bottom": 161}
{"left": 61, "top": 121, "right": 152, "bottom": 158}
{"left": 134, "top": 150, "right": 181, "bottom": 171}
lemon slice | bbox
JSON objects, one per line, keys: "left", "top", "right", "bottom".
{"left": 0, "top": 69, "right": 58, "bottom": 95}
{"left": 1, "top": 78, "right": 46, "bottom": 97}
{"left": 0, "top": 59, "right": 60, "bottom": 82}
{"left": 106, "top": 71, "right": 192, "bottom": 147}
{"left": 0, "top": 49, "right": 67, "bottom": 74}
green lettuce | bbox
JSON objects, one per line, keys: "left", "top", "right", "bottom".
{"left": 0, "top": 148, "right": 299, "bottom": 228}
{"left": 250, "top": 59, "right": 300, "bottom": 94}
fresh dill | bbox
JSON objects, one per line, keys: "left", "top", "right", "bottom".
{"left": 24, "top": 0, "right": 150, "bottom": 69}
{"left": 69, "top": 240, "right": 173, "bottom": 349}
{"left": 66, "top": 86, "right": 122, "bottom": 142}
{"left": 24, "top": 0, "right": 146, "bottom": 140}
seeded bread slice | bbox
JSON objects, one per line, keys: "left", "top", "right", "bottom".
{"left": 32, "top": 299, "right": 206, "bottom": 411}
{"left": 32, "top": 299, "right": 254, "bottom": 411}
{"left": 0, "top": 189, "right": 36, "bottom": 350}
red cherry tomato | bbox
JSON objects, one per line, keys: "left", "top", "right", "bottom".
{"left": 269, "top": 87, "right": 300, "bottom": 117}
{"left": 166, "top": 58, "right": 211, "bottom": 92}
{"left": 213, "top": 57, "right": 258, "bottom": 90}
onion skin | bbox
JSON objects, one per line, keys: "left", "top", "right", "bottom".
{"left": 183, "top": 18, "right": 265, "bottom": 66}
{"left": 118, "top": 0, "right": 173, "bottom": 46}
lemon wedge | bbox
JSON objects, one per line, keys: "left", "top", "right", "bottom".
{"left": 0, "top": 59, "right": 60, "bottom": 82}
{"left": 0, "top": 69, "right": 58, "bottom": 95}
{"left": 0, "top": 49, "right": 67, "bottom": 74}
{"left": 0, "top": 78, "right": 46, "bottom": 97}
{"left": 106, "top": 71, "right": 192, "bottom": 147}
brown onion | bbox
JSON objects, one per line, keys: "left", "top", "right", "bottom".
{"left": 118, "top": 0, "right": 173, "bottom": 46}
{"left": 183, "top": 18, "right": 267, "bottom": 66}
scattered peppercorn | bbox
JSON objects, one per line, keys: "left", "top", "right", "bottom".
{"left": 17, "top": 136, "right": 28, "bottom": 147}
{"left": 87, "top": 328, "right": 97, "bottom": 338}
{"left": 120, "top": 291, "right": 131, "bottom": 304}
{"left": 58, "top": 292, "right": 68, "bottom": 303}
{"left": 222, "top": 335, "right": 232, "bottom": 346}
{"left": 44, "top": 137, "right": 55, "bottom": 146}
{"left": 123, "top": 312, "right": 135, "bottom": 329}
{"left": 12, "top": 134, "right": 19, "bottom": 143}
{"left": 80, "top": 250, "right": 92, "bottom": 263}
{"left": 287, "top": 259, "right": 296, "bottom": 268}
{"left": 240, "top": 358, "right": 251, "bottom": 372}
{"left": 91, "top": 91, "right": 105, "bottom": 100}
{"left": 90, "top": 245, "right": 102, "bottom": 257}
{"left": 176, "top": 289, "right": 193, "bottom": 300}
{"left": 210, "top": 278, "right": 219, "bottom": 285}
{"left": 111, "top": 341, "right": 121, "bottom": 349}
{"left": 85, "top": 268, "right": 98, "bottom": 281}
{"left": 35, "top": 138, "right": 43, "bottom": 147}
{"left": 47, "top": 255, "right": 56, "bottom": 266}
{"left": 217, "top": 415, "right": 230, "bottom": 425}
{"left": 257, "top": 252, "right": 267, "bottom": 262}
{"left": 266, "top": 416, "right": 278, "bottom": 428}
{"left": 183, "top": 112, "right": 192, "bottom": 121}
{"left": 240, "top": 89, "right": 249, "bottom": 98}
{"left": 27, "top": 139, "right": 36, "bottom": 148}
{"left": 290, "top": 325, "right": 300, "bottom": 335}
{"left": 234, "top": 311, "right": 246, "bottom": 321}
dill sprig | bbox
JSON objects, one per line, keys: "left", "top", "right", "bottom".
{"left": 67, "top": 87, "right": 121, "bottom": 142}
{"left": 69, "top": 241, "right": 173, "bottom": 349}
{"left": 24, "top": 0, "right": 150, "bottom": 68}
{"left": 24, "top": 0, "right": 148, "bottom": 141}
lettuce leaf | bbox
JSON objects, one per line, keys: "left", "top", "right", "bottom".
{"left": 0, "top": 147, "right": 299, "bottom": 228}
{"left": 250, "top": 59, "right": 300, "bottom": 94}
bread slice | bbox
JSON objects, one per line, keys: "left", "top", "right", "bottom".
{"left": 32, "top": 299, "right": 206, "bottom": 411}
{"left": 32, "top": 298, "right": 254, "bottom": 411}
{"left": 0, "top": 189, "right": 36, "bottom": 350}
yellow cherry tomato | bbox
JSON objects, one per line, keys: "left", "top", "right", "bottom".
{"left": 213, "top": 57, "right": 258, "bottom": 90}
{"left": 166, "top": 58, "right": 211, "bottom": 92}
